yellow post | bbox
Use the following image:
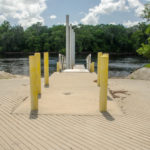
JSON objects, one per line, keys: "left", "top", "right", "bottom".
{"left": 90, "top": 62, "right": 95, "bottom": 72}
{"left": 44, "top": 52, "right": 49, "bottom": 86}
{"left": 97, "top": 52, "right": 102, "bottom": 86}
{"left": 35, "top": 53, "right": 41, "bottom": 95}
{"left": 29, "top": 56, "right": 38, "bottom": 111}
{"left": 100, "top": 54, "right": 109, "bottom": 112}
{"left": 103, "top": 53, "right": 109, "bottom": 59}
{"left": 57, "top": 62, "right": 60, "bottom": 72}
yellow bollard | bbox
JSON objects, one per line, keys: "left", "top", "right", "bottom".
{"left": 44, "top": 52, "right": 49, "bottom": 86}
{"left": 99, "top": 54, "right": 109, "bottom": 112}
{"left": 90, "top": 62, "right": 95, "bottom": 72}
{"left": 57, "top": 62, "right": 60, "bottom": 72}
{"left": 29, "top": 56, "right": 38, "bottom": 111}
{"left": 103, "top": 53, "right": 109, "bottom": 59}
{"left": 97, "top": 52, "right": 102, "bottom": 86}
{"left": 35, "top": 53, "right": 41, "bottom": 95}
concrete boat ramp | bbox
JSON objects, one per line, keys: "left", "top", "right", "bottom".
{"left": 13, "top": 72, "right": 121, "bottom": 115}
{"left": 0, "top": 69, "right": 150, "bottom": 149}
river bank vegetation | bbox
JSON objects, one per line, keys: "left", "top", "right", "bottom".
{"left": 0, "top": 22, "right": 148, "bottom": 55}
{"left": 0, "top": 4, "right": 149, "bottom": 56}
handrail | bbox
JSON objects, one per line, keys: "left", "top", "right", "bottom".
{"left": 58, "top": 54, "right": 66, "bottom": 70}
{"left": 86, "top": 54, "right": 91, "bottom": 71}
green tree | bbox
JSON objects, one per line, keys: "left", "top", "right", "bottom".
{"left": 142, "top": 3, "right": 150, "bottom": 22}
{"left": 137, "top": 3, "right": 150, "bottom": 58}
{"left": 49, "top": 25, "right": 65, "bottom": 53}
{"left": 0, "top": 19, "right": 148, "bottom": 55}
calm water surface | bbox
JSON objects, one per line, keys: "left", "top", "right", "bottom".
{"left": 0, "top": 55, "right": 148, "bottom": 77}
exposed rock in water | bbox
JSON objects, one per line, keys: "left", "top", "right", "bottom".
{"left": 127, "top": 67, "right": 150, "bottom": 80}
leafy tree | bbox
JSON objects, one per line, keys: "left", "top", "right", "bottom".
{"left": 0, "top": 20, "right": 148, "bottom": 55}
{"left": 142, "top": 3, "right": 150, "bottom": 22}
{"left": 137, "top": 3, "right": 150, "bottom": 58}
{"left": 49, "top": 25, "right": 65, "bottom": 53}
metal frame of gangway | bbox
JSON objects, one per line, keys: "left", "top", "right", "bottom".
{"left": 66, "top": 15, "right": 75, "bottom": 69}
{"left": 59, "top": 15, "right": 93, "bottom": 71}
{"left": 57, "top": 53, "right": 92, "bottom": 72}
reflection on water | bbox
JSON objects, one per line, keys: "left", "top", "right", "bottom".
{"left": 0, "top": 56, "right": 148, "bottom": 77}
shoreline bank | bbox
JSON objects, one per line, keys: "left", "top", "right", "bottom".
{"left": 1, "top": 66, "right": 150, "bottom": 80}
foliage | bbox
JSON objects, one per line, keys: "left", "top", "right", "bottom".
{"left": 137, "top": 3, "right": 150, "bottom": 58}
{"left": 0, "top": 20, "right": 149, "bottom": 55}
{"left": 137, "top": 37, "right": 150, "bottom": 58}
{"left": 142, "top": 3, "right": 150, "bottom": 22}
{"left": 144, "top": 63, "right": 150, "bottom": 68}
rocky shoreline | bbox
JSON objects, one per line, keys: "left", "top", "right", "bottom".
{"left": 1, "top": 67, "right": 150, "bottom": 80}
{"left": 0, "top": 71, "right": 17, "bottom": 79}
{"left": 127, "top": 67, "right": 150, "bottom": 80}
{"left": 0, "top": 71, "right": 27, "bottom": 79}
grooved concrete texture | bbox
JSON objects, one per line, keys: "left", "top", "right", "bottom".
{"left": 0, "top": 74, "right": 150, "bottom": 150}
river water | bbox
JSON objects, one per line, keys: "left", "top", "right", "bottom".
{"left": 0, "top": 55, "right": 148, "bottom": 78}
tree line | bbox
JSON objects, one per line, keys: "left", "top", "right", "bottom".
{"left": 0, "top": 16, "right": 149, "bottom": 56}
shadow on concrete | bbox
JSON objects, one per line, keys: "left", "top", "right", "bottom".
{"left": 107, "top": 96, "right": 113, "bottom": 101}
{"left": 44, "top": 85, "right": 49, "bottom": 88}
{"left": 102, "top": 111, "right": 115, "bottom": 121}
{"left": 38, "top": 94, "right": 41, "bottom": 99}
{"left": 30, "top": 110, "right": 38, "bottom": 119}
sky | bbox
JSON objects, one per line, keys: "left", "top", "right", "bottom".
{"left": 0, "top": 0, "right": 149, "bottom": 28}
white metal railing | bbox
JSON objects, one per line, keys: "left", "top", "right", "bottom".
{"left": 86, "top": 54, "right": 91, "bottom": 71}
{"left": 58, "top": 54, "right": 66, "bottom": 70}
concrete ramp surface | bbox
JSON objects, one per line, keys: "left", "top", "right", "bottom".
{"left": 13, "top": 72, "right": 121, "bottom": 115}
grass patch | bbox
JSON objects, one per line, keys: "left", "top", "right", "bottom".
{"left": 144, "top": 64, "right": 150, "bottom": 68}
